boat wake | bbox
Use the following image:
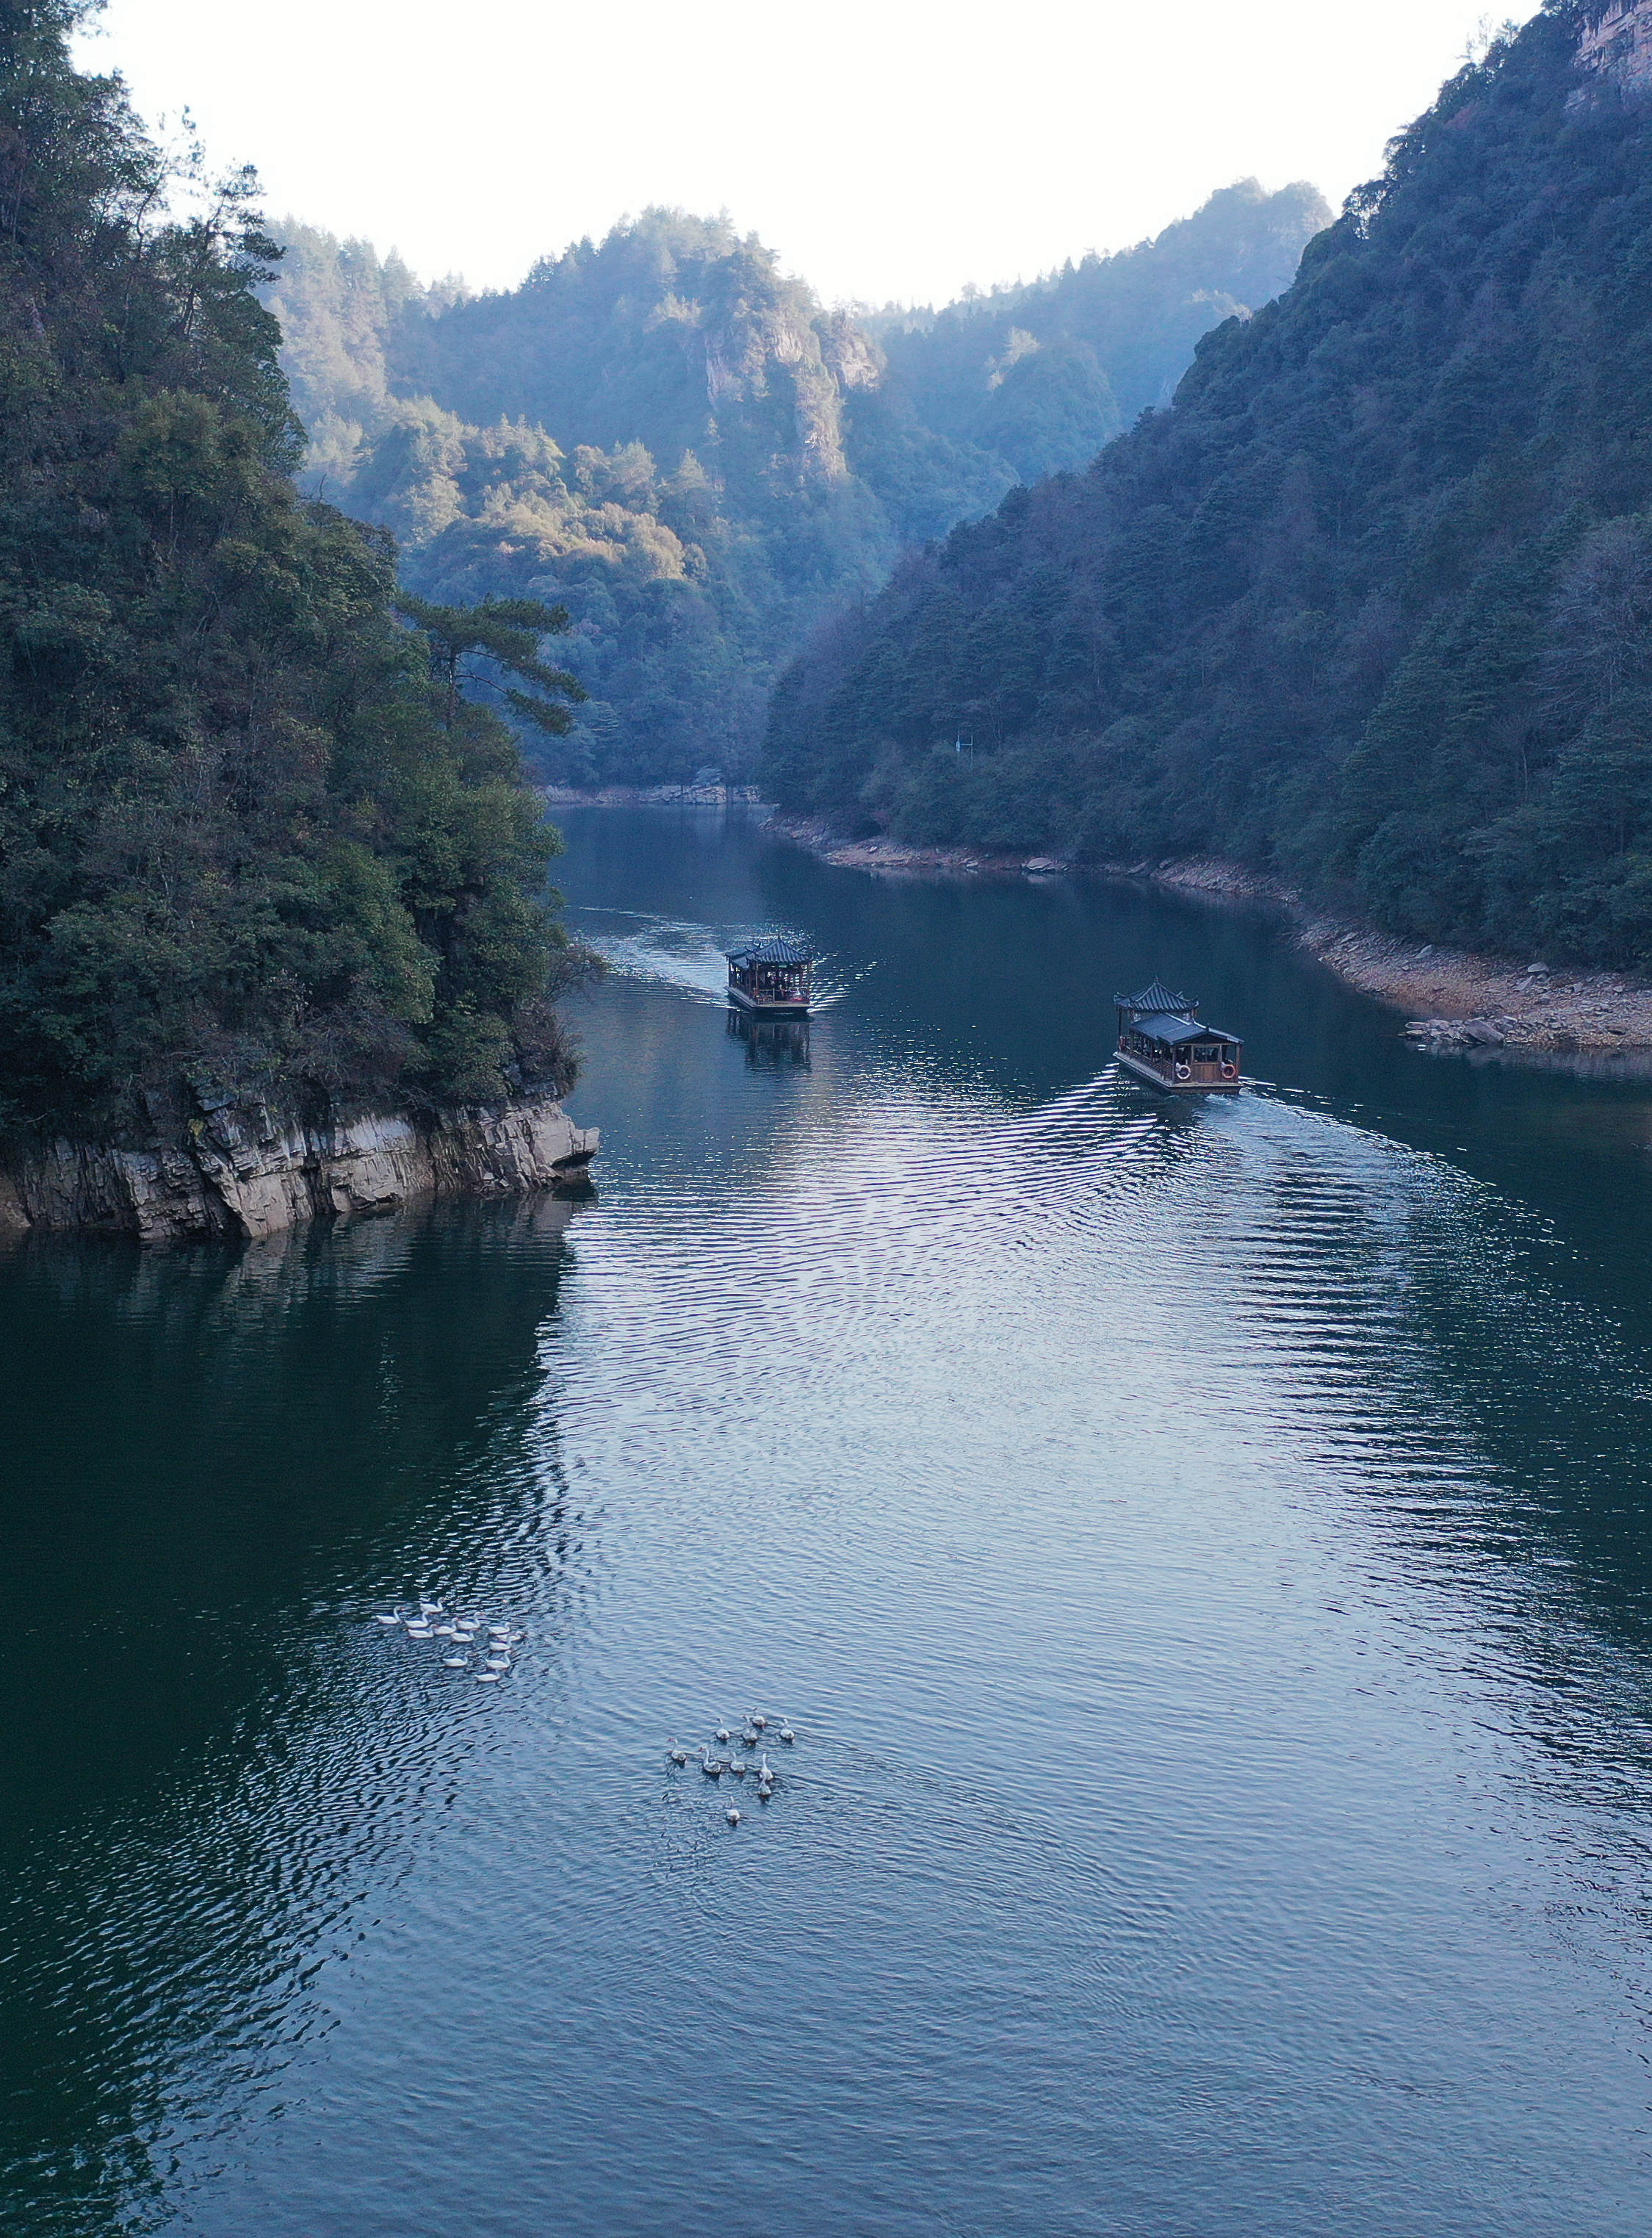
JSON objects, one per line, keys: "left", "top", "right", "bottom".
{"left": 575, "top": 907, "right": 850, "bottom": 1008}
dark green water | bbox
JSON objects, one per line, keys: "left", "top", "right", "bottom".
{"left": 4, "top": 804, "right": 1652, "bottom": 2235}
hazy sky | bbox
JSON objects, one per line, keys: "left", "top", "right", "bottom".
{"left": 81, "top": 0, "right": 1545, "bottom": 306}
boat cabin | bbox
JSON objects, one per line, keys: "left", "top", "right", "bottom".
{"left": 1114, "top": 979, "right": 1242, "bottom": 1093}
{"left": 726, "top": 938, "right": 815, "bottom": 1016}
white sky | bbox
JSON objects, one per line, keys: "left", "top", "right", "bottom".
{"left": 80, "top": 1, "right": 1545, "bottom": 307}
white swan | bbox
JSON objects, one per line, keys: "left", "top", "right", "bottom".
{"left": 757, "top": 1780, "right": 773, "bottom": 1801}
{"left": 749, "top": 1711, "right": 768, "bottom": 1730}
{"left": 757, "top": 1754, "right": 776, "bottom": 1785}
{"left": 405, "top": 1624, "right": 433, "bottom": 1638}
{"left": 779, "top": 1722, "right": 796, "bottom": 1744}
{"left": 727, "top": 1757, "right": 748, "bottom": 1777}
{"left": 668, "top": 1738, "right": 689, "bottom": 1766}
{"left": 476, "top": 1670, "right": 502, "bottom": 1683}
{"left": 725, "top": 1807, "right": 741, "bottom": 1827}
{"left": 443, "top": 1655, "right": 469, "bottom": 1669}
{"left": 374, "top": 1612, "right": 403, "bottom": 1625}
{"left": 715, "top": 1726, "right": 731, "bottom": 1744}
{"left": 698, "top": 1746, "right": 724, "bottom": 1777}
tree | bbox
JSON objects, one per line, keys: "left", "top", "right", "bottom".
{"left": 393, "top": 592, "right": 588, "bottom": 735}
{"left": 0, "top": 0, "right": 587, "bottom": 1128}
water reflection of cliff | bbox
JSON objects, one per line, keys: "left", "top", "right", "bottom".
{"left": 0, "top": 1198, "right": 592, "bottom": 2234}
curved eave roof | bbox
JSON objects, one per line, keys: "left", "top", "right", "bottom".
{"left": 1117, "top": 979, "right": 1194, "bottom": 1015}
{"left": 727, "top": 939, "right": 815, "bottom": 966}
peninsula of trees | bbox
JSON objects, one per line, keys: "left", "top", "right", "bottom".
{"left": 0, "top": 0, "right": 585, "bottom": 1145}
{"left": 765, "top": 2, "right": 1652, "bottom": 973}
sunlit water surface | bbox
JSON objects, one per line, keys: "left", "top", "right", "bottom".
{"left": 4, "top": 807, "right": 1652, "bottom": 2235}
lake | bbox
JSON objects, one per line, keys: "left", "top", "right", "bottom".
{"left": 4, "top": 804, "right": 1652, "bottom": 2236}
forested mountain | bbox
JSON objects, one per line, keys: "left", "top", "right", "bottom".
{"left": 264, "top": 192, "right": 1327, "bottom": 786}
{"left": 865, "top": 181, "right": 1330, "bottom": 483}
{"left": 765, "top": 3, "right": 1652, "bottom": 974}
{"left": 0, "top": 0, "right": 584, "bottom": 1137}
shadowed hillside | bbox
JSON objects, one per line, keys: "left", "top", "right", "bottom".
{"left": 765, "top": 4, "right": 1652, "bottom": 974}
{"left": 264, "top": 192, "right": 1327, "bottom": 788}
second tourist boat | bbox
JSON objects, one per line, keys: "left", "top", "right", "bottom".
{"left": 726, "top": 938, "right": 816, "bottom": 1017}
{"left": 1114, "top": 979, "right": 1243, "bottom": 1092}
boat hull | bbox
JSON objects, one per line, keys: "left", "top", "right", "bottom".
{"left": 1116, "top": 1050, "right": 1241, "bottom": 1094}
{"left": 727, "top": 986, "right": 813, "bottom": 1018}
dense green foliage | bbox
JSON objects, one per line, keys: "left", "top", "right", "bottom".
{"left": 265, "top": 194, "right": 1325, "bottom": 786}
{"left": 0, "top": 1, "right": 584, "bottom": 1134}
{"left": 765, "top": 5, "right": 1652, "bottom": 973}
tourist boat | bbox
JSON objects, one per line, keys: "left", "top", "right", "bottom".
{"left": 1114, "top": 979, "right": 1243, "bottom": 1093}
{"left": 726, "top": 937, "right": 815, "bottom": 1016}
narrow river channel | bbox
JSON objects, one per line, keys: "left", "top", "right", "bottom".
{"left": 4, "top": 805, "right": 1652, "bottom": 2236}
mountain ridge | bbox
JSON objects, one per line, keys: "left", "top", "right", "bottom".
{"left": 263, "top": 188, "right": 1329, "bottom": 786}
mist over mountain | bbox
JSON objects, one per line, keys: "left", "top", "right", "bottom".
{"left": 765, "top": 4, "right": 1652, "bottom": 973}
{"left": 264, "top": 189, "right": 1328, "bottom": 785}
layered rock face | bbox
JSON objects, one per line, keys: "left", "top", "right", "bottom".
{"left": 0, "top": 1095, "right": 599, "bottom": 1244}
{"left": 1580, "top": 2, "right": 1652, "bottom": 91}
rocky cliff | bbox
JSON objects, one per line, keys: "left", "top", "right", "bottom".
{"left": 0, "top": 1094, "right": 599, "bottom": 1245}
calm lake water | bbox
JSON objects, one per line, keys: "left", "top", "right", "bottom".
{"left": 5, "top": 805, "right": 1652, "bottom": 2236}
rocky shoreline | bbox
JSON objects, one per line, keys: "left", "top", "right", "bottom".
{"left": 0, "top": 1092, "right": 599, "bottom": 1245}
{"left": 540, "top": 782, "right": 766, "bottom": 809}
{"left": 769, "top": 820, "right": 1652, "bottom": 1058}
{"left": 1133, "top": 859, "right": 1652, "bottom": 1058}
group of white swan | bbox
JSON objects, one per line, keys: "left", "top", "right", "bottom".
{"left": 668, "top": 1708, "right": 796, "bottom": 1825}
{"left": 373, "top": 1600, "right": 523, "bottom": 1682}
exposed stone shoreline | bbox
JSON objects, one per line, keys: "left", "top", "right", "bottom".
{"left": 1130, "top": 858, "right": 1652, "bottom": 1058}
{"left": 769, "top": 819, "right": 1652, "bottom": 1058}
{"left": 0, "top": 1093, "right": 599, "bottom": 1245}
{"left": 539, "top": 782, "right": 766, "bottom": 809}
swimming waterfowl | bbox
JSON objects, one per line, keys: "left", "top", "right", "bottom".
{"left": 779, "top": 1722, "right": 796, "bottom": 1744}
{"left": 725, "top": 1807, "right": 741, "bottom": 1827}
{"left": 668, "top": 1739, "right": 690, "bottom": 1766}
{"left": 476, "top": 1671, "right": 502, "bottom": 1683}
{"left": 757, "top": 1780, "right": 773, "bottom": 1801}
{"left": 715, "top": 1726, "right": 732, "bottom": 1744}
{"left": 699, "top": 1746, "right": 725, "bottom": 1777}
{"left": 443, "top": 1655, "right": 469, "bottom": 1669}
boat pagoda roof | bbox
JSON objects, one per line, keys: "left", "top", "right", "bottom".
{"left": 726, "top": 937, "right": 815, "bottom": 965}
{"left": 1130, "top": 1011, "right": 1238, "bottom": 1046}
{"left": 1117, "top": 979, "right": 1194, "bottom": 1015}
